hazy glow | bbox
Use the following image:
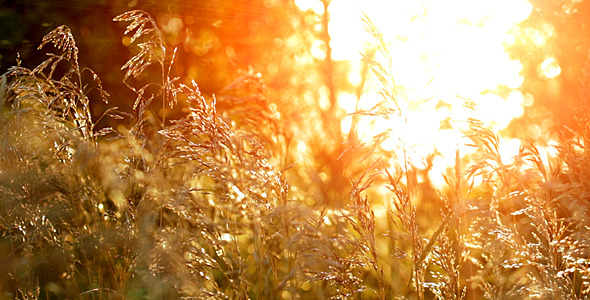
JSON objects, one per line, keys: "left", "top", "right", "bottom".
{"left": 540, "top": 57, "right": 561, "bottom": 79}
{"left": 323, "top": 0, "right": 536, "bottom": 187}
{"left": 294, "top": 0, "right": 324, "bottom": 14}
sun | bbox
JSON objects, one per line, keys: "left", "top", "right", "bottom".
{"left": 296, "top": 0, "right": 555, "bottom": 187}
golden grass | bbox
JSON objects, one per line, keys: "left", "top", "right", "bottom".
{"left": 1, "top": 10, "right": 589, "bottom": 299}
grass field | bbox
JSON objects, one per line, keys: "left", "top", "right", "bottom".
{"left": 1, "top": 8, "right": 589, "bottom": 300}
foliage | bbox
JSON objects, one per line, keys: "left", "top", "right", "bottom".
{"left": 1, "top": 9, "right": 590, "bottom": 300}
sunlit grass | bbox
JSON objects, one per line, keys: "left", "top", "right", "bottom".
{"left": 310, "top": 0, "right": 547, "bottom": 187}
{"left": 1, "top": 5, "right": 589, "bottom": 300}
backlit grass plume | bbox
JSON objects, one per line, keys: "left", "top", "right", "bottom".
{"left": 2, "top": 8, "right": 590, "bottom": 300}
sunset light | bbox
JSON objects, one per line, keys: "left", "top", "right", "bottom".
{"left": 4, "top": 1, "right": 589, "bottom": 298}
{"left": 299, "top": 0, "right": 542, "bottom": 186}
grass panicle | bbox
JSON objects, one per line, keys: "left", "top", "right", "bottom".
{"left": 2, "top": 9, "right": 590, "bottom": 300}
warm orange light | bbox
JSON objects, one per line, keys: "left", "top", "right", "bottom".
{"left": 539, "top": 57, "right": 561, "bottom": 79}
{"left": 298, "top": 0, "right": 544, "bottom": 187}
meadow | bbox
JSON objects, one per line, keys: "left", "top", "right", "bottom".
{"left": 1, "top": 7, "right": 590, "bottom": 300}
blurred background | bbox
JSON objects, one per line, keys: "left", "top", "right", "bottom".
{"left": 3, "top": 2, "right": 590, "bottom": 298}
{"left": 1, "top": 0, "right": 590, "bottom": 202}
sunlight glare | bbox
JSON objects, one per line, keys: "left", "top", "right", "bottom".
{"left": 321, "top": 0, "right": 537, "bottom": 187}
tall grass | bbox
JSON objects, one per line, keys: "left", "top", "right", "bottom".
{"left": 1, "top": 9, "right": 590, "bottom": 300}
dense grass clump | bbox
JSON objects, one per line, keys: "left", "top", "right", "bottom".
{"left": 2, "top": 10, "right": 590, "bottom": 300}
